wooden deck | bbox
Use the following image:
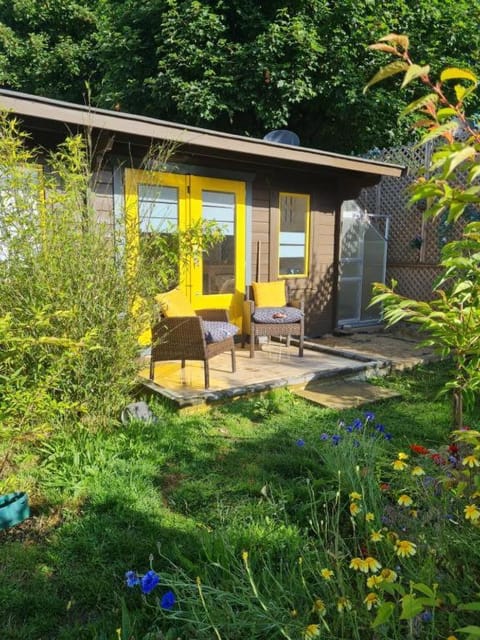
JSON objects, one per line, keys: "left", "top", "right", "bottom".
{"left": 138, "top": 332, "right": 437, "bottom": 409}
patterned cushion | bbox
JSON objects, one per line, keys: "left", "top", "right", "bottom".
{"left": 202, "top": 320, "right": 239, "bottom": 344}
{"left": 252, "top": 306, "right": 303, "bottom": 324}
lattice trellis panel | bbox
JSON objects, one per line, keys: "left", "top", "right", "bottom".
{"left": 358, "top": 144, "right": 474, "bottom": 300}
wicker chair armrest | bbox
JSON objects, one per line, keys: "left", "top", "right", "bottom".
{"left": 288, "top": 298, "right": 304, "bottom": 312}
{"left": 196, "top": 308, "right": 229, "bottom": 322}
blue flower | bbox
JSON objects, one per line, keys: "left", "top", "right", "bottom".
{"left": 375, "top": 423, "right": 385, "bottom": 433}
{"left": 141, "top": 569, "right": 160, "bottom": 594}
{"left": 421, "top": 611, "right": 433, "bottom": 623}
{"left": 320, "top": 433, "right": 329, "bottom": 440}
{"left": 364, "top": 411, "right": 375, "bottom": 421}
{"left": 125, "top": 571, "right": 140, "bottom": 588}
{"left": 353, "top": 440, "right": 360, "bottom": 448}
{"left": 353, "top": 418, "right": 363, "bottom": 430}
{"left": 160, "top": 590, "right": 176, "bottom": 610}
{"left": 346, "top": 425, "right": 354, "bottom": 433}
{"left": 384, "top": 433, "right": 393, "bottom": 441}
{"left": 332, "top": 434, "right": 341, "bottom": 446}
{"left": 296, "top": 439, "right": 305, "bottom": 447}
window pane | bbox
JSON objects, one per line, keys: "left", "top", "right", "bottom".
{"left": 279, "top": 194, "right": 309, "bottom": 275}
{"left": 202, "top": 190, "right": 235, "bottom": 294}
{"left": 138, "top": 184, "right": 178, "bottom": 232}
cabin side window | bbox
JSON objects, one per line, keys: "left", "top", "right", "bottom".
{"left": 278, "top": 192, "right": 310, "bottom": 277}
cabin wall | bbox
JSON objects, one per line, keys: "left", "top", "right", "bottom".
{"left": 250, "top": 173, "right": 339, "bottom": 337}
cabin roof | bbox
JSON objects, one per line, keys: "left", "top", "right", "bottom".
{"left": 0, "top": 88, "right": 405, "bottom": 178}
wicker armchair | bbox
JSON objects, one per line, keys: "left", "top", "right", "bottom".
{"left": 242, "top": 281, "right": 304, "bottom": 358}
{"left": 150, "top": 308, "right": 237, "bottom": 389}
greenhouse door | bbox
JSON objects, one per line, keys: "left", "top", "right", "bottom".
{"left": 336, "top": 200, "right": 388, "bottom": 328}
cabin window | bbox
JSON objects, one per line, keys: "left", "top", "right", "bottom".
{"left": 278, "top": 192, "right": 310, "bottom": 277}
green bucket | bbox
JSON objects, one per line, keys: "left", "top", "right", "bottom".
{"left": 0, "top": 492, "right": 30, "bottom": 530}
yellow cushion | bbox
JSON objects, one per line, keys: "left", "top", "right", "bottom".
{"left": 252, "top": 281, "right": 286, "bottom": 307}
{"left": 156, "top": 288, "right": 196, "bottom": 317}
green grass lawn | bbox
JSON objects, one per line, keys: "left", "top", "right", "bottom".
{"left": 0, "top": 362, "right": 477, "bottom": 639}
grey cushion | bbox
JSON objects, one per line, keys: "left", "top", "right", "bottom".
{"left": 252, "top": 306, "right": 303, "bottom": 324}
{"left": 202, "top": 320, "right": 239, "bottom": 344}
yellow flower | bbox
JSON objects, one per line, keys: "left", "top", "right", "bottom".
{"left": 349, "top": 491, "right": 362, "bottom": 501}
{"left": 398, "top": 452, "right": 409, "bottom": 460}
{"left": 397, "top": 494, "right": 413, "bottom": 507}
{"left": 337, "top": 596, "right": 352, "bottom": 613}
{"left": 242, "top": 550, "right": 249, "bottom": 562}
{"left": 370, "top": 530, "right": 384, "bottom": 542}
{"left": 365, "top": 512, "right": 375, "bottom": 522}
{"left": 395, "top": 539, "right": 417, "bottom": 558}
{"left": 290, "top": 609, "right": 298, "bottom": 618}
{"left": 312, "top": 599, "right": 326, "bottom": 615}
{"left": 411, "top": 466, "right": 425, "bottom": 476}
{"left": 349, "top": 557, "right": 365, "bottom": 571}
{"left": 364, "top": 556, "right": 382, "bottom": 573}
{"left": 364, "top": 592, "right": 380, "bottom": 610}
{"left": 367, "top": 574, "right": 384, "bottom": 589}
{"left": 464, "top": 504, "right": 480, "bottom": 521}
{"left": 447, "top": 636, "right": 458, "bottom": 640}
{"left": 380, "top": 568, "right": 398, "bottom": 583}
{"left": 409, "top": 509, "right": 419, "bottom": 519}
{"left": 392, "top": 459, "right": 408, "bottom": 471}
{"left": 320, "top": 568, "right": 334, "bottom": 580}
{"left": 304, "top": 624, "right": 320, "bottom": 639}
{"left": 462, "top": 455, "right": 480, "bottom": 468}
{"left": 350, "top": 502, "right": 361, "bottom": 516}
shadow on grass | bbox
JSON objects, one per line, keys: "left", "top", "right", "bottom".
{"left": 0, "top": 362, "right": 468, "bottom": 639}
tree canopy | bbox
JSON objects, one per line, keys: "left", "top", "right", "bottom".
{"left": 0, "top": 0, "right": 479, "bottom": 153}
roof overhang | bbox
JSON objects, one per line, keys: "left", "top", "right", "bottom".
{"left": 0, "top": 89, "right": 405, "bottom": 178}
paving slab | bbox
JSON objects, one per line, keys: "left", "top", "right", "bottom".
{"left": 292, "top": 379, "right": 401, "bottom": 410}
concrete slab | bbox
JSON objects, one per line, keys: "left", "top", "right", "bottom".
{"left": 293, "top": 379, "right": 401, "bottom": 409}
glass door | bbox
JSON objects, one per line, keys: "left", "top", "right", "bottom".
{"left": 125, "top": 170, "right": 246, "bottom": 328}
{"left": 190, "top": 176, "right": 245, "bottom": 326}
{"left": 337, "top": 200, "right": 388, "bottom": 328}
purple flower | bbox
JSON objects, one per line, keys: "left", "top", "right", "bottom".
{"left": 296, "top": 439, "right": 305, "bottom": 447}
{"left": 141, "top": 569, "right": 160, "bottom": 594}
{"left": 160, "top": 590, "right": 176, "bottom": 610}
{"left": 332, "top": 434, "right": 341, "bottom": 446}
{"left": 125, "top": 571, "right": 140, "bottom": 588}
{"left": 320, "top": 433, "right": 329, "bottom": 440}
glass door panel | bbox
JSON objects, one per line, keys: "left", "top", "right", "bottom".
{"left": 190, "top": 176, "right": 245, "bottom": 326}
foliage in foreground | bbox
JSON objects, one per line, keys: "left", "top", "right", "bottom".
{"left": 121, "top": 411, "right": 480, "bottom": 640}
{"left": 365, "top": 35, "right": 480, "bottom": 428}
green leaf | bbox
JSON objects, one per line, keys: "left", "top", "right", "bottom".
{"left": 442, "top": 146, "right": 476, "bottom": 179}
{"left": 371, "top": 602, "right": 395, "bottom": 628}
{"left": 400, "top": 594, "right": 424, "bottom": 620}
{"left": 459, "top": 603, "right": 480, "bottom": 611}
{"left": 412, "top": 583, "right": 436, "bottom": 599}
{"left": 401, "top": 64, "right": 430, "bottom": 88}
{"left": 456, "top": 626, "right": 480, "bottom": 636}
{"left": 400, "top": 93, "right": 438, "bottom": 117}
{"left": 440, "top": 67, "right": 478, "bottom": 84}
{"left": 436, "top": 107, "right": 457, "bottom": 122}
{"left": 364, "top": 60, "right": 409, "bottom": 93}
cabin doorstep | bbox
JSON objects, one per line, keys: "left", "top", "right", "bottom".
{"left": 0, "top": 89, "right": 405, "bottom": 337}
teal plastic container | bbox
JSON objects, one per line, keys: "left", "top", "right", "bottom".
{"left": 0, "top": 492, "right": 30, "bottom": 530}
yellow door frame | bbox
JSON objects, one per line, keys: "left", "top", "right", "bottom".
{"left": 125, "top": 169, "right": 246, "bottom": 330}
